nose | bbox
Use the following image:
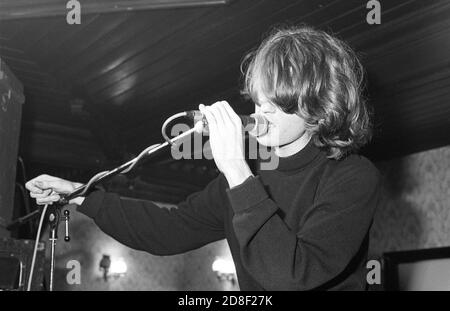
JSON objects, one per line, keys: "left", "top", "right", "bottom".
{"left": 257, "top": 101, "right": 276, "bottom": 114}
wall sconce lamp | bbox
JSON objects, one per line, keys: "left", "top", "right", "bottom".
{"left": 99, "top": 254, "right": 127, "bottom": 282}
{"left": 212, "top": 257, "right": 237, "bottom": 286}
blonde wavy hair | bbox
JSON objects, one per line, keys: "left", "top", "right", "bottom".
{"left": 241, "top": 25, "right": 373, "bottom": 160}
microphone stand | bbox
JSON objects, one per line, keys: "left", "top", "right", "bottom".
{"left": 6, "top": 126, "right": 198, "bottom": 290}
{"left": 57, "top": 140, "right": 171, "bottom": 205}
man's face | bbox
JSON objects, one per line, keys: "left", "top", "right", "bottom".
{"left": 254, "top": 91, "right": 308, "bottom": 148}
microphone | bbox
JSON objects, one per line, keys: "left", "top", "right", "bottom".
{"left": 186, "top": 110, "right": 269, "bottom": 137}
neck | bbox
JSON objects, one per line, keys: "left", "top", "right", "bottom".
{"left": 274, "top": 133, "right": 311, "bottom": 157}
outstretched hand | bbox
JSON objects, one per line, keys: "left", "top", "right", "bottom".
{"left": 25, "top": 175, "right": 84, "bottom": 205}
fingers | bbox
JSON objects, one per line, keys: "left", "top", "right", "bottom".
{"left": 25, "top": 179, "right": 43, "bottom": 194}
{"left": 25, "top": 174, "right": 50, "bottom": 191}
{"left": 34, "top": 179, "right": 61, "bottom": 191}
{"left": 209, "top": 102, "right": 227, "bottom": 127}
{"left": 199, "top": 103, "right": 216, "bottom": 125}
{"left": 36, "top": 193, "right": 61, "bottom": 205}
{"left": 25, "top": 174, "right": 74, "bottom": 205}
{"left": 26, "top": 176, "right": 73, "bottom": 194}
{"left": 199, "top": 101, "right": 240, "bottom": 131}
{"left": 29, "top": 188, "right": 52, "bottom": 199}
{"left": 217, "top": 101, "right": 241, "bottom": 127}
{"left": 199, "top": 104, "right": 219, "bottom": 137}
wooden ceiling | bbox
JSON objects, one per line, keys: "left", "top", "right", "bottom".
{"left": 1, "top": 0, "right": 450, "bottom": 192}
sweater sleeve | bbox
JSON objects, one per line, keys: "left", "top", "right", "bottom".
{"left": 77, "top": 174, "right": 227, "bottom": 255}
{"left": 226, "top": 161, "right": 380, "bottom": 290}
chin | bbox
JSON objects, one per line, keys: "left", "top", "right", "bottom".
{"left": 256, "top": 132, "right": 281, "bottom": 148}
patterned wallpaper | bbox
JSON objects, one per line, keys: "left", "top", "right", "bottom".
{"left": 369, "top": 145, "right": 450, "bottom": 257}
{"left": 50, "top": 202, "right": 238, "bottom": 291}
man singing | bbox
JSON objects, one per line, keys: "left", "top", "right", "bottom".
{"left": 26, "top": 25, "right": 380, "bottom": 290}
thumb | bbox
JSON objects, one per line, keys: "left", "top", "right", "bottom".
{"left": 35, "top": 179, "right": 72, "bottom": 194}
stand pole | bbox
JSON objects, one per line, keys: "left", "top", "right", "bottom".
{"left": 47, "top": 205, "right": 61, "bottom": 291}
{"left": 49, "top": 227, "right": 57, "bottom": 291}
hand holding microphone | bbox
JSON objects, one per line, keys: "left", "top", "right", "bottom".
{"left": 197, "top": 101, "right": 254, "bottom": 188}
{"left": 187, "top": 107, "right": 269, "bottom": 137}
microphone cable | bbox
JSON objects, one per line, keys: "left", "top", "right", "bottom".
{"left": 27, "top": 203, "right": 48, "bottom": 291}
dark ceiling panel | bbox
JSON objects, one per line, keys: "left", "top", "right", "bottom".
{"left": 26, "top": 15, "right": 101, "bottom": 68}
{"left": 80, "top": 8, "right": 214, "bottom": 98}
{"left": 63, "top": 10, "right": 177, "bottom": 79}
{"left": 39, "top": 14, "right": 134, "bottom": 74}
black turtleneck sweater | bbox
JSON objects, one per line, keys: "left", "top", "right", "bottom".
{"left": 77, "top": 140, "right": 381, "bottom": 290}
